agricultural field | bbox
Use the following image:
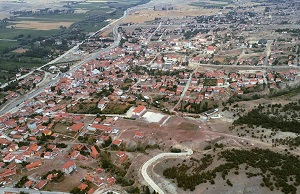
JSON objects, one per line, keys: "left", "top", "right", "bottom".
{"left": 189, "top": 0, "right": 233, "bottom": 8}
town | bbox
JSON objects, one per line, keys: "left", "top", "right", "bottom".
{"left": 0, "top": 0, "right": 300, "bottom": 194}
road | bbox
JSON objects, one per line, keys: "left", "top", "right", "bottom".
{"left": 0, "top": 187, "right": 69, "bottom": 194}
{"left": 192, "top": 63, "right": 300, "bottom": 69}
{"left": 264, "top": 40, "right": 272, "bottom": 66}
{"left": 0, "top": 10, "right": 129, "bottom": 116}
{"left": 0, "top": 38, "right": 17, "bottom": 42}
{"left": 171, "top": 72, "right": 193, "bottom": 111}
{"left": 234, "top": 48, "right": 246, "bottom": 66}
{"left": 141, "top": 149, "right": 193, "bottom": 194}
{"left": 147, "top": 22, "right": 162, "bottom": 43}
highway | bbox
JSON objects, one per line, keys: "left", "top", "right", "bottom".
{"left": 141, "top": 149, "right": 193, "bottom": 194}
{"left": 192, "top": 63, "right": 300, "bottom": 69}
{"left": 0, "top": 187, "right": 69, "bottom": 194}
{"left": 0, "top": 9, "right": 129, "bottom": 116}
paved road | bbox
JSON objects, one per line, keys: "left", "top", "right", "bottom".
{"left": 141, "top": 149, "right": 193, "bottom": 194}
{"left": 264, "top": 40, "right": 272, "bottom": 66}
{"left": 0, "top": 187, "right": 69, "bottom": 194}
{"left": 171, "top": 72, "right": 193, "bottom": 111}
{"left": 147, "top": 22, "right": 162, "bottom": 43}
{"left": 192, "top": 63, "right": 300, "bottom": 69}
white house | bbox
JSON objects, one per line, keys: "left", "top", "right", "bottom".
{"left": 62, "top": 161, "right": 76, "bottom": 174}
{"left": 97, "top": 101, "right": 106, "bottom": 110}
{"left": 27, "top": 121, "right": 37, "bottom": 130}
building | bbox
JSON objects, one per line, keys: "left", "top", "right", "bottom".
{"left": 62, "top": 161, "right": 76, "bottom": 174}
{"left": 26, "top": 161, "right": 42, "bottom": 171}
{"left": 34, "top": 180, "right": 48, "bottom": 190}
{"left": 68, "top": 122, "right": 84, "bottom": 132}
{"left": 132, "top": 105, "right": 146, "bottom": 117}
{"left": 134, "top": 131, "right": 144, "bottom": 139}
{"left": 90, "top": 146, "right": 99, "bottom": 159}
{"left": 87, "top": 124, "right": 112, "bottom": 133}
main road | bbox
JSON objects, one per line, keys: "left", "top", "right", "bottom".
{"left": 0, "top": 9, "right": 129, "bottom": 116}
{"left": 171, "top": 72, "right": 193, "bottom": 112}
{"left": 0, "top": 187, "right": 69, "bottom": 194}
{"left": 141, "top": 149, "right": 193, "bottom": 194}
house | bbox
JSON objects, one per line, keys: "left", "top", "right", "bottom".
{"left": 78, "top": 183, "right": 88, "bottom": 191}
{"left": 88, "top": 188, "right": 95, "bottom": 194}
{"left": 112, "top": 139, "right": 122, "bottom": 146}
{"left": 217, "top": 79, "right": 224, "bottom": 86}
{"left": 3, "top": 153, "right": 15, "bottom": 163}
{"left": 134, "top": 131, "right": 144, "bottom": 139}
{"left": 207, "top": 46, "right": 215, "bottom": 54}
{"left": 90, "top": 146, "right": 99, "bottom": 159}
{"left": 68, "top": 122, "right": 84, "bottom": 132}
{"left": 132, "top": 105, "right": 146, "bottom": 117}
{"left": 0, "top": 169, "right": 16, "bottom": 178}
{"left": 34, "top": 180, "right": 48, "bottom": 190}
{"left": 27, "top": 121, "right": 37, "bottom": 130}
{"left": 44, "top": 152, "right": 53, "bottom": 159}
{"left": 70, "top": 150, "right": 81, "bottom": 160}
{"left": 15, "top": 154, "right": 26, "bottom": 163}
{"left": 29, "top": 144, "right": 41, "bottom": 152}
{"left": 107, "top": 177, "right": 116, "bottom": 186}
{"left": 62, "top": 161, "right": 76, "bottom": 174}
{"left": 0, "top": 138, "right": 10, "bottom": 146}
{"left": 116, "top": 151, "right": 125, "bottom": 158}
{"left": 25, "top": 180, "right": 35, "bottom": 189}
{"left": 94, "top": 177, "right": 105, "bottom": 186}
{"left": 97, "top": 101, "right": 106, "bottom": 110}
{"left": 26, "top": 161, "right": 42, "bottom": 171}
{"left": 87, "top": 124, "right": 112, "bottom": 133}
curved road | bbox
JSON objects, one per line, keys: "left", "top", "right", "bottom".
{"left": 141, "top": 149, "right": 193, "bottom": 194}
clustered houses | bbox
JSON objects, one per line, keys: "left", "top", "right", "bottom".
{"left": 1, "top": 71, "right": 44, "bottom": 102}
{"left": 0, "top": 2, "right": 299, "bottom": 191}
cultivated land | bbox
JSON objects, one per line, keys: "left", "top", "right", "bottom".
{"left": 0, "top": 0, "right": 300, "bottom": 193}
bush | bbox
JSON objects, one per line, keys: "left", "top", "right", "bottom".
{"left": 170, "top": 148, "right": 182, "bottom": 153}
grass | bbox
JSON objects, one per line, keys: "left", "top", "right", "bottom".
{"left": 0, "top": 40, "right": 19, "bottom": 52}
{"left": 53, "top": 123, "right": 71, "bottom": 135}
{"left": 189, "top": 0, "right": 231, "bottom": 7}
{"left": 0, "top": 28, "right": 60, "bottom": 39}
{"left": 0, "top": 93, "right": 6, "bottom": 99}
{"left": 16, "top": 14, "right": 86, "bottom": 22}
{"left": 79, "top": 21, "right": 109, "bottom": 33}
{"left": 0, "top": 60, "right": 43, "bottom": 70}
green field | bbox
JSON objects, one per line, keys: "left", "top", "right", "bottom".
{"left": 15, "top": 14, "right": 86, "bottom": 22}
{"left": 0, "top": 60, "right": 43, "bottom": 69}
{"left": 189, "top": 0, "right": 232, "bottom": 7}
{"left": 0, "top": 28, "right": 60, "bottom": 39}
{"left": 0, "top": 40, "right": 19, "bottom": 52}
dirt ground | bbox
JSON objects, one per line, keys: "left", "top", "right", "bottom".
{"left": 124, "top": 7, "right": 219, "bottom": 23}
{"left": 11, "top": 48, "right": 28, "bottom": 53}
{"left": 10, "top": 21, "right": 74, "bottom": 30}
{"left": 115, "top": 115, "right": 221, "bottom": 151}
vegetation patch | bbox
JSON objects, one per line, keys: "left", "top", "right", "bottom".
{"left": 164, "top": 148, "right": 300, "bottom": 193}
{"left": 233, "top": 101, "right": 300, "bottom": 133}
